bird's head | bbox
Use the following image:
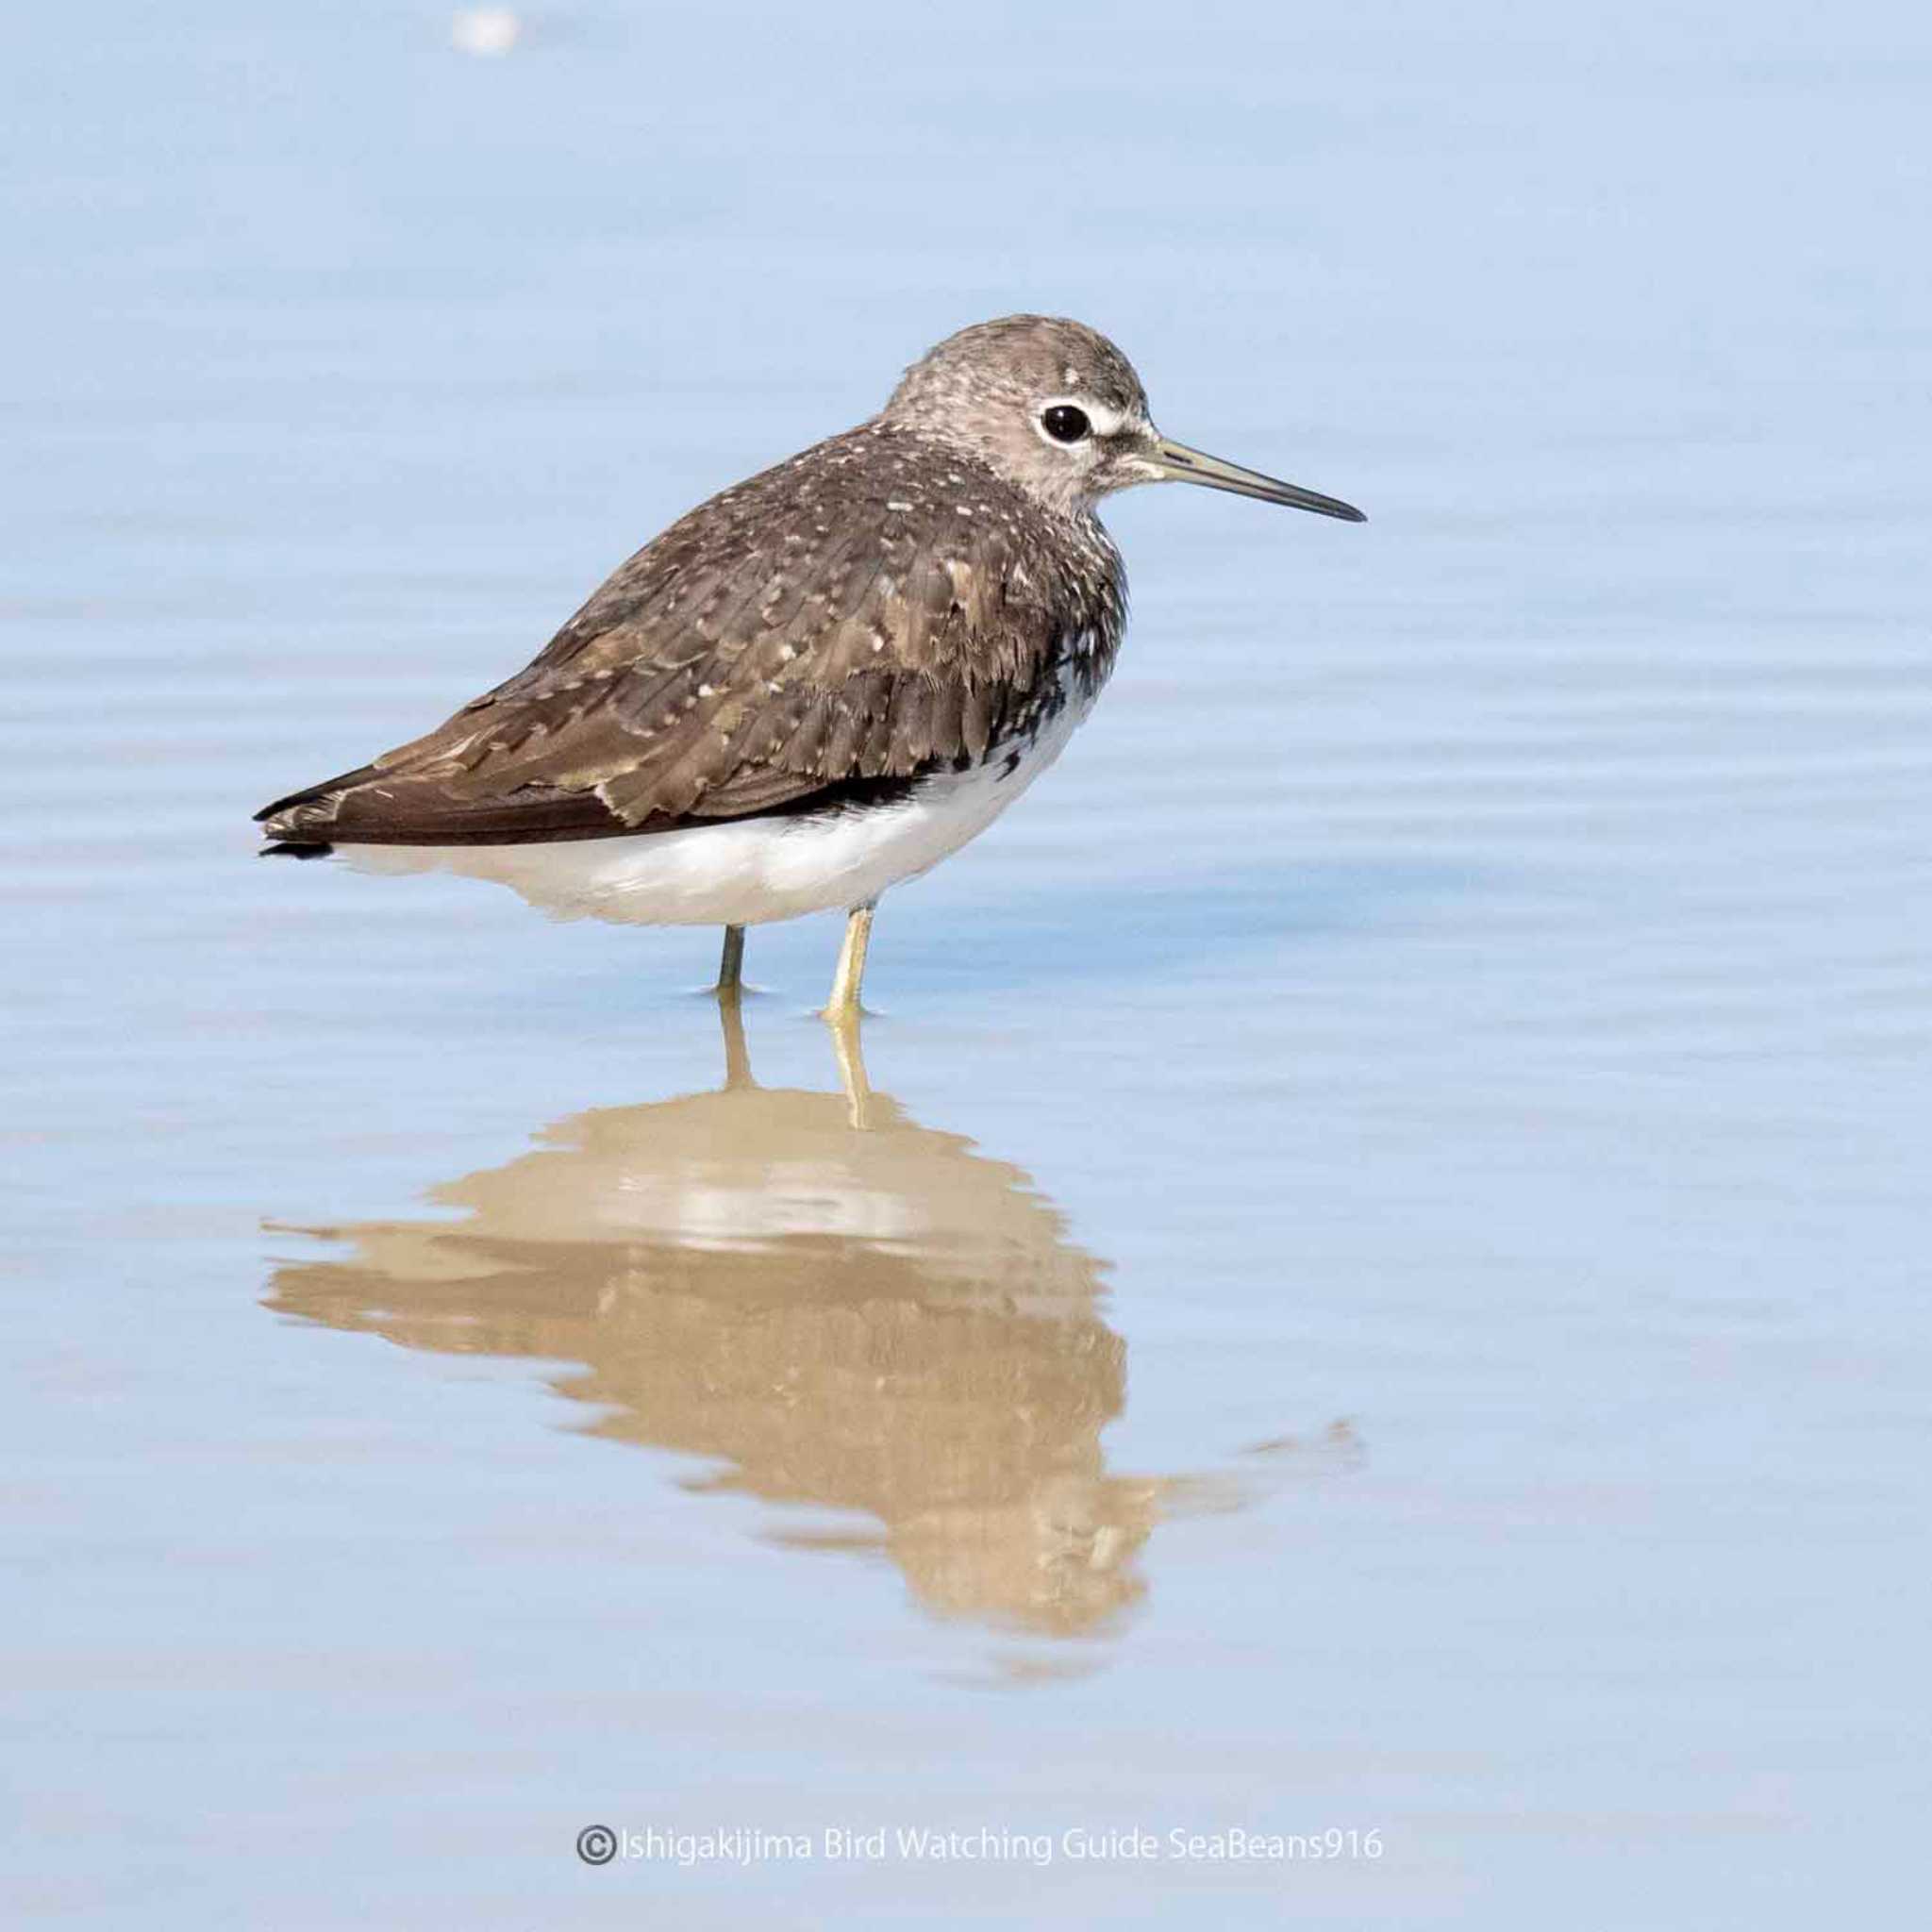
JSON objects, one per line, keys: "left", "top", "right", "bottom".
{"left": 882, "top": 314, "right": 1364, "bottom": 524}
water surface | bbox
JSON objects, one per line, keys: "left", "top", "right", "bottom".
{"left": 4, "top": 1, "right": 1929, "bottom": 1924}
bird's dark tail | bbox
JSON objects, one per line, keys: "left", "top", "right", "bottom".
{"left": 254, "top": 762, "right": 381, "bottom": 843}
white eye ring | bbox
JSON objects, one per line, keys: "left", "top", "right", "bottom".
{"left": 1033, "top": 395, "right": 1129, "bottom": 448}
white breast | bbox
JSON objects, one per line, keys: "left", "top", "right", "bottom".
{"left": 341, "top": 684, "right": 1097, "bottom": 927}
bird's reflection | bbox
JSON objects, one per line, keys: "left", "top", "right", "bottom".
{"left": 266, "top": 1005, "right": 1182, "bottom": 1636}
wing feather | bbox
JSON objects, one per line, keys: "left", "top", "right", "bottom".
{"left": 258, "top": 425, "right": 1124, "bottom": 847}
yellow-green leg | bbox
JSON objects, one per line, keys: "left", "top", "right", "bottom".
{"left": 715, "top": 924, "right": 745, "bottom": 1000}
{"left": 824, "top": 900, "right": 875, "bottom": 1024}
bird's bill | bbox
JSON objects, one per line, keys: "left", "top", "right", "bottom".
{"left": 1146, "top": 438, "right": 1366, "bottom": 523}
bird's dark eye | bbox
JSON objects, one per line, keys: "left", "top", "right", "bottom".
{"left": 1041, "top": 404, "right": 1091, "bottom": 444}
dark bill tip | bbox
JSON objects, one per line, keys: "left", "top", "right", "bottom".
{"left": 1151, "top": 438, "right": 1366, "bottom": 523}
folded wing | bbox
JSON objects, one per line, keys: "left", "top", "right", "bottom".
{"left": 257, "top": 425, "right": 1118, "bottom": 848}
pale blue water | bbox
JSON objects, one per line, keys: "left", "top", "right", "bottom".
{"left": 5, "top": 2, "right": 1929, "bottom": 1924}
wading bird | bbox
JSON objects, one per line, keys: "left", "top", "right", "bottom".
{"left": 257, "top": 316, "right": 1363, "bottom": 1018}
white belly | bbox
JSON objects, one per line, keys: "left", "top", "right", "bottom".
{"left": 340, "top": 695, "right": 1091, "bottom": 927}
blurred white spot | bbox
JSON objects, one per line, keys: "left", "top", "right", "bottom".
{"left": 450, "top": 8, "right": 522, "bottom": 56}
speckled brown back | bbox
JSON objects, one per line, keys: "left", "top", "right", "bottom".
{"left": 259, "top": 421, "right": 1127, "bottom": 845}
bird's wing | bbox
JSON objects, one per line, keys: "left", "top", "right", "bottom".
{"left": 258, "top": 429, "right": 1113, "bottom": 847}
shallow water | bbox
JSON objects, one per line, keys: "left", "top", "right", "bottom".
{"left": 5, "top": 1, "right": 1929, "bottom": 1924}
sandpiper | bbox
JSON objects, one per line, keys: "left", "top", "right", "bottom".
{"left": 256, "top": 315, "right": 1363, "bottom": 1017}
